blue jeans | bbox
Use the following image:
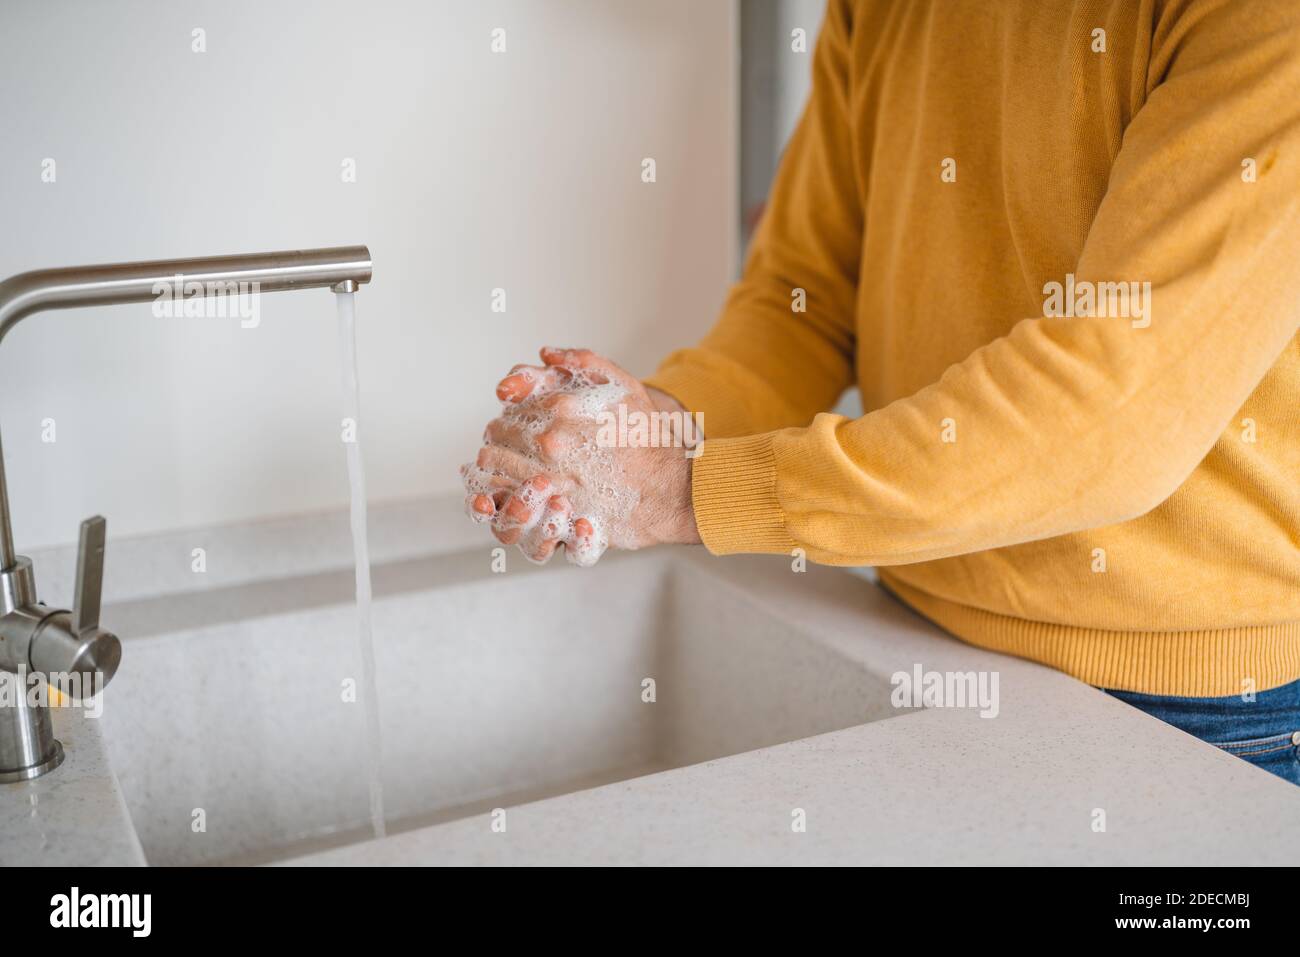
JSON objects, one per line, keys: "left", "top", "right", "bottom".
{"left": 1104, "top": 679, "right": 1300, "bottom": 786}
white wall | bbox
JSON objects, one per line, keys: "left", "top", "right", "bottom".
{"left": 0, "top": 0, "right": 737, "bottom": 549}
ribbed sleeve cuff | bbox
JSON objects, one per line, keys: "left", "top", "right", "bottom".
{"left": 690, "top": 432, "right": 798, "bottom": 555}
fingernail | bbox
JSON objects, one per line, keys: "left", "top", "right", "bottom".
{"left": 496, "top": 373, "right": 533, "bottom": 403}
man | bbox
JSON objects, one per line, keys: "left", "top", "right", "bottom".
{"left": 465, "top": 0, "right": 1300, "bottom": 784}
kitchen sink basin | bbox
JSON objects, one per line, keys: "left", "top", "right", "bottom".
{"left": 100, "top": 549, "right": 902, "bottom": 865}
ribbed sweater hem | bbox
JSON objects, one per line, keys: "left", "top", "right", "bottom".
{"left": 878, "top": 570, "right": 1300, "bottom": 697}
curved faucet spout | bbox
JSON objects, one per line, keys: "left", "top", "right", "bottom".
{"left": 0, "top": 245, "right": 372, "bottom": 565}
{"left": 0, "top": 245, "right": 372, "bottom": 782}
{"left": 0, "top": 245, "right": 372, "bottom": 343}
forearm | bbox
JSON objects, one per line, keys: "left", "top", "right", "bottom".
{"left": 690, "top": 297, "right": 1295, "bottom": 566}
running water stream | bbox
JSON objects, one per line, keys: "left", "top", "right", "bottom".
{"left": 336, "top": 291, "right": 386, "bottom": 840}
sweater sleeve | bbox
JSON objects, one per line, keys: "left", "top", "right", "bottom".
{"left": 682, "top": 0, "right": 1300, "bottom": 564}
{"left": 644, "top": 0, "right": 861, "bottom": 439}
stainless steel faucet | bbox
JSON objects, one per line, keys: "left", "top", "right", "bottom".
{"left": 0, "top": 246, "right": 372, "bottom": 782}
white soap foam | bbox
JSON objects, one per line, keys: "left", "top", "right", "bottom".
{"left": 462, "top": 367, "right": 642, "bottom": 565}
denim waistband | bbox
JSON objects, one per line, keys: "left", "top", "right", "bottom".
{"left": 1104, "top": 678, "right": 1300, "bottom": 744}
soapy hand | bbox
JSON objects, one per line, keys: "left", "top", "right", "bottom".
{"left": 461, "top": 347, "right": 701, "bottom": 566}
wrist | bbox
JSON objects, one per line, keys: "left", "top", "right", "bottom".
{"left": 646, "top": 386, "right": 686, "bottom": 416}
{"left": 666, "top": 450, "right": 701, "bottom": 545}
{"left": 681, "top": 456, "right": 701, "bottom": 544}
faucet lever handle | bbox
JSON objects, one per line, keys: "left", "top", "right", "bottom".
{"left": 72, "top": 515, "right": 106, "bottom": 636}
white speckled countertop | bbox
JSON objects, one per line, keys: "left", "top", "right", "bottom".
{"left": 0, "top": 709, "right": 145, "bottom": 866}
{"left": 4, "top": 496, "right": 1299, "bottom": 867}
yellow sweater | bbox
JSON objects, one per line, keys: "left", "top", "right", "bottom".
{"left": 646, "top": 0, "right": 1300, "bottom": 697}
